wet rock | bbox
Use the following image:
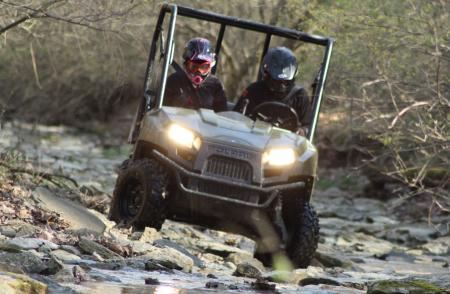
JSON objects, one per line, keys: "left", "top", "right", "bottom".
{"left": 144, "top": 277, "right": 160, "bottom": 285}
{"left": 144, "top": 247, "right": 194, "bottom": 273}
{"left": 234, "top": 261, "right": 263, "bottom": 278}
{"left": 251, "top": 277, "right": 276, "bottom": 291}
{"left": 51, "top": 249, "right": 81, "bottom": 263}
{"left": 78, "top": 237, "right": 123, "bottom": 260}
{"left": 138, "top": 227, "right": 160, "bottom": 243}
{"left": 299, "top": 277, "right": 341, "bottom": 286}
{"left": 90, "top": 259, "right": 126, "bottom": 270}
{"left": 42, "top": 255, "right": 64, "bottom": 275}
{"left": 73, "top": 265, "right": 88, "bottom": 283}
{"left": 367, "top": 279, "right": 450, "bottom": 294}
{"left": 0, "top": 252, "right": 47, "bottom": 273}
{"left": 205, "top": 280, "right": 228, "bottom": 290}
{"left": 145, "top": 259, "right": 179, "bottom": 272}
{"left": 263, "top": 270, "right": 305, "bottom": 284}
{"left": 0, "top": 271, "right": 47, "bottom": 294}
{"left": 206, "top": 273, "right": 217, "bottom": 279}
{"left": 224, "top": 261, "right": 237, "bottom": 271}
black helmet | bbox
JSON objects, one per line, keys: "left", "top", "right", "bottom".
{"left": 261, "top": 47, "right": 298, "bottom": 95}
{"left": 183, "top": 38, "right": 215, "bottom": 63}
{"left": 182, "top": 38, "right": 216, "bottom": 87}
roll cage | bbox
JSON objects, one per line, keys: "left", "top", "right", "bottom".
{"left": 129, "top": 4, "right": 334, "bottom": 143}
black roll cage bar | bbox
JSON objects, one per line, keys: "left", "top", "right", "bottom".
{"left": 130, "top": 3, "right": 334, "bottom": 143}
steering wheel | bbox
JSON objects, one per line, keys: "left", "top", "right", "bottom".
{"left": 249, "top": 101, "right": 299, "bottom": 132}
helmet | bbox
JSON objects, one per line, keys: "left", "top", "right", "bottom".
{"left": 182, "top": 38, "right": 216, "bottom": 87}
{"left": 261, "top": 47, "right": 298, "bottom": 95}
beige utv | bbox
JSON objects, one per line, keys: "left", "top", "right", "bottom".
{"left": 109, "top": 4, "right": 334, "bottom": 268}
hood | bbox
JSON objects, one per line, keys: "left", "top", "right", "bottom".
{"left": 159, "top": 107, "right": 307, "bottom": 152}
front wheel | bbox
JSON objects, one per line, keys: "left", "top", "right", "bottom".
{"left": 108, "top": 158, "right": 170, "bottom": 230}
{"left": 286, "top": 203, "right": 320, "bottom": 268}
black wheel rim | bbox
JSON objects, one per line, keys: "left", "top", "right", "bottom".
{"left": 119, "top": 178, "right": 144, "bottom": 220}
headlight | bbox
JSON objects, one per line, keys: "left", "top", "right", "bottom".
{"left": 167, "top": 124, "right": 201, "bottom": 150}
{"left": 262, "top": 148, "right": 296, "bottom": 166}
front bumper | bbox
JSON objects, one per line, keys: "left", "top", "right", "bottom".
{"left": 152, "top": 149, "right": 305, "bottom": 208}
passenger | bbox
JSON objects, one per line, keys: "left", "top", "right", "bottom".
{"left": 234, "top": 47, "right": 311, "bottom": 136}
{"left": 164, "top": 38, "right": 227, "bottom": 112}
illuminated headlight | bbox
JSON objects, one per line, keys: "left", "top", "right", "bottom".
{"left": 167, "top": 124, "right": 201, "bottom": 150}
{"left": 262, "top": 148, "right": 296, "bottom": 166}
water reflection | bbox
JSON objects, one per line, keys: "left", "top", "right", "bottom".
{"left": 154, "top": 286, "right": 181, "bottom": 294}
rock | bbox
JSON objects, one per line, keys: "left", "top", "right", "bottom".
{"left": 145, "top": 260, "right": 179, "bottom": 272}
{"left": 234, "top": 261, "right": 263, "bottom": 278}
{"left": 90, "top": 259, "right": 126, "bottom": 270}
{"left": 0, "top": 262, "right": 25, "bottom": 274}
{"left": 263, "top": 270, "right": 305, "bottom": 284}
{"left": 0, "top": 252, "right": 47, "bottom": 274}
{"left": 33, "top": 187, "right": 106, "bottom": 234}
{"left": 60, "top": 245, "right": 82, "bottom": 256}
{"left": 226, "top": 252, "right": 256, "bottom": 265}
{"left": 367, "top": 279, "right": 450, "bottom": 294}
{"left": 0, "top": 227, "right": 16, "bottom": 238}
{"left": 205, "top": 280, "right": 228, "bottom": 290}
{"left": 299, "top": 277, "right": 341, "bottom": 286}
{"left": 42, "top": 255, "right": 64, "bottom": 275}
{"left": 0, "top": 271, "right": 47, "bottom": 294}
{"left": 154, "top": 239, "right": 204, "bottom": 268}
{"left": 138, "top": 227, "right": 160, "bottom": 243}
{"left": 420, "top": 237, "right": 450, "bottom": 256}
{"left": 130, "top": 241, "right": 155, "bottom": 255}
{"left": 78, "top": 237, "right": 123, "bottom": 260}
{"left": 144, "top": 247, "right": 194, "bottom": 273}
{"left": 72, "top": 265, "right": 88, "bottom": 283}
{"left": 51, "top": 249, "right": 81, "bottom": 263}
{"left": 0, "top": 238, "right": 59, "bottom": 252}
{"left": 38, "top": 245, "right": 53, "bottom": 254}
{"left": 145, "top": 277, "right": 160, "bottom": 285}
{"left": 382, "top": 225, "right": 440, "bottom": 246}
{"left": 336, "top": 232, "right": 394, "bottom": 256}
{"left": 251, "top": 278, "right": 276, "bottom": 291}
{"left": 194, "top": 240, "right": 249, "bottom": 257}
{"left": 314, "top": 250, "right": 347, "bottom": 268}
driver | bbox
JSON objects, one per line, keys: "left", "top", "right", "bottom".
{"left": 234, "top": 47, "right": 311, "bottom": 136}
{"left": 164, "top": 38, "right": 227, "bottom": 112}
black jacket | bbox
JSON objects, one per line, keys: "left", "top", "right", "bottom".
{"left": 164, "top": 71, "right": 227, "bottom": 112}
{"left": 234, "top": 80, "right": 311, "bottom": 131}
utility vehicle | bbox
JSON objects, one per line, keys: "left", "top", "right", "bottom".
{"left": 109, "top": 4, "right": 334, "bottom": 268}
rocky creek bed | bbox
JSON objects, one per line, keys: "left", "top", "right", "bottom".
{"left": 0, "top": 121, "right": 449, "bottom": 293}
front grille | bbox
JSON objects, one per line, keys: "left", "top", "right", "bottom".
{"left": 203, "top": 156, "right": 252, "bottom": 183}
